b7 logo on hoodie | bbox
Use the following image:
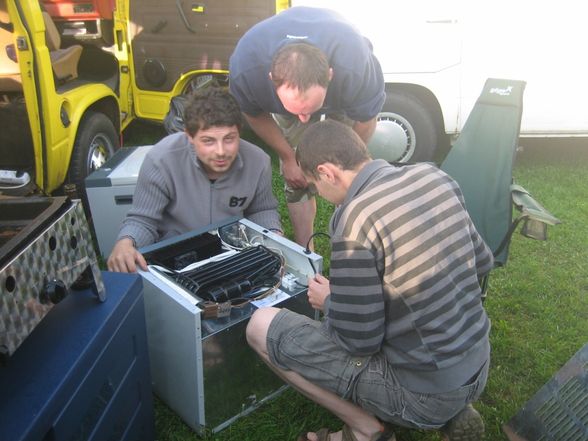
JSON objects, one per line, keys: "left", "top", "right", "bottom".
{"left": 229, "top": 196, "right": 247, "bottom": 207}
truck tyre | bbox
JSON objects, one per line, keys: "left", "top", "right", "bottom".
{"left": 370, "top": 91, "right": 439, "bottom": 163}
{"left": 67, "top": 111, "right": 119, "bottom": 188}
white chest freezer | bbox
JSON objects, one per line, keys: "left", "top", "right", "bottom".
{"left": 85, "top": 146, "right": 152, "bottom": 258}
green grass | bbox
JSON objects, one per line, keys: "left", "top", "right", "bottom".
{"left": 123, "top": 123, "right": 588, "bottom": 440}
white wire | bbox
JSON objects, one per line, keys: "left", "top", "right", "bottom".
{"left": 147, "top": 249, "right": 240, "bottom": 274}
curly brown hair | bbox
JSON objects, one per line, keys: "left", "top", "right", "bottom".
{"left": 183, "top": 87, "right": 243, "bottom": 136}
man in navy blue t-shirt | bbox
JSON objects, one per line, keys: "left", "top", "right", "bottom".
{"left": 229, "top": 6, "right": 385, "bottom": 248}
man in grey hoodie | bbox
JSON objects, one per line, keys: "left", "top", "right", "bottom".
{"left": 107, "top": 87, "right": 281, "bottom": 273}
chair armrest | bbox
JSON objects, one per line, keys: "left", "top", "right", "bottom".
{"left": 511, "top": 184, "right": 561, "bottom": 225}
{"left": 511, "top": 183, "right": 561, "bottom": 241}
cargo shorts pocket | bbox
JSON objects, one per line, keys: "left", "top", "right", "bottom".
{"left": 266, "top": 309, "right": 364, "bottom": 396}
{"left": 354, "top": 355, "right": 404, "bottom": 423}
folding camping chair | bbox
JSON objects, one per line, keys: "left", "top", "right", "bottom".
{"left": 440, "top": 78, "right": 561, "bottom": 296}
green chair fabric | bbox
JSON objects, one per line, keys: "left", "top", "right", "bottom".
{"left": 440, "top": 78, "right": 559, "bottom": 267}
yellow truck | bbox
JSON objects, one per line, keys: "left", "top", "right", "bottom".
{"left": 0, "top": 0, "right": 288, "bottom": 196}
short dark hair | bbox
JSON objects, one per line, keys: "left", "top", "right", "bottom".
{"left": 270, "top": 43, "right": 330, "bottom": 91}
{"left": 183, "top": 87, "right": 243, "bottom": 136}
{"left": 296, "top": 120, "right": 371, "bottom": 178}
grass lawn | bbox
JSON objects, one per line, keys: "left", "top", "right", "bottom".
{"left": 123, "top": 123, "right": 588, "bottom": 441}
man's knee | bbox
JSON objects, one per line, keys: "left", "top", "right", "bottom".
{"left": 246, "top": 307, "right": 279, "bottom": 352}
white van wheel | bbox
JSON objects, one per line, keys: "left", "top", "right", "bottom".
{"left": 370, "top": 91, "right": 438, "bottom": 163}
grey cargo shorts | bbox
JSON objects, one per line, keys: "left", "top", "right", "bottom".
{"left": 266, "top": 309, "right": 489, "bottom": 429}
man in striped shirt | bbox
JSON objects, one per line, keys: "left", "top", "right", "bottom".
{"left": 247, "top": 120, "right": 493, "bottom": 441}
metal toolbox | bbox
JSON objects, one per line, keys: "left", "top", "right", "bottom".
{"left": 0, "top": 197, "right": 104, "bottom": 360}
{"left": 137, "top": 217, "right": 322, "bottom": 434}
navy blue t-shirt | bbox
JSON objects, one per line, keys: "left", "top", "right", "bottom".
{"left": 229, "top": 6, "right": 385, "bottom": 122}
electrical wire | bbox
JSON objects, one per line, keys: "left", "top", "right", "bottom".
{"left": 305, "top": 231, "right": 331, "bottom": 275}
{"left": 304, "top": 231, "right": 332, "bottom": 253}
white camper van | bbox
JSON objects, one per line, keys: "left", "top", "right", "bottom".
{"left": 290, "top": 0, "right": 588, "bottom": 162}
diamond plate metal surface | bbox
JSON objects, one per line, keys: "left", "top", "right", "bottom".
{"left": 0, "top": 200, "right": 104, "bottom": 358}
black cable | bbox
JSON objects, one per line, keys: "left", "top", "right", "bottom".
{"left": 304, "top": 231, "right": 331, "bottom": 274}
{"left": 294, "top": 280, "right": 308, "bottom": 288}
{"left": 304, "top": 231, "right": 331, "bottom": 254}
{"left": 308, "top": 258, "right": 317, "bottom": 275}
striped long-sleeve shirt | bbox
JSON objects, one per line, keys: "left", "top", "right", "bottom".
{"left": 325, "top": 159, "right": 494, "bottom": 393}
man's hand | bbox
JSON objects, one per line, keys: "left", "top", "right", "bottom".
{"left": 307, "top": 273, "right": 330, "bottom": 311}
{"left": 353, "top": 117, "right": 378, "bottom": 143}
{"left": 243, "top": 113, "right": 309, "bottom": 189}
{"left": 107, "top": 237, "right": 148, "bottom": 273}
{"left": 281, "top": 157, "right": 308, "bottom": 189}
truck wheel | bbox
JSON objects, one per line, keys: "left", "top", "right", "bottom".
{"left": 68, "top": 111, "right": 119, "bottom": 188}
{"left": 369, "top": 91, "right": 439, "bottom": 163}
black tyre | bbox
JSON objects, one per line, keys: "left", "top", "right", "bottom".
{"left": 368, "top": 90, "right": 439, "bottom": 163}
{"left": 182, "top": 73, "right": 228, "bottom": 95}
{"left": 67, "top": 111, "right": 119, "bottom": 188}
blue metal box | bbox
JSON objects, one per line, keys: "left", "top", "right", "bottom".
{"left": 0, "top": 272, "right": 155, "bottom": 441}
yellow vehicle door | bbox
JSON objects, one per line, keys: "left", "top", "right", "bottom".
{"left": 1, "top": 0, "right": 45, "bottom": 194}
{"left": 1, "top": 0, "right": 122, "bottom": 195}
{"left": 125, "top": 0, "right": 289, "bottom": 122}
